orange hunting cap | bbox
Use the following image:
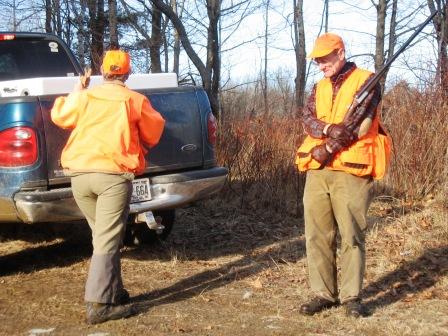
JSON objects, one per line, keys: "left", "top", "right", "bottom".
{"left": 102, "top": 50, "right": 131, "bottom": 75}
{"left": 308, "top": 33, "right": 345, "bottom": 58}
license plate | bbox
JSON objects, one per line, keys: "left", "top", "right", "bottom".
{"left": 131, "top": 178, "right": 151, "bottom": 203}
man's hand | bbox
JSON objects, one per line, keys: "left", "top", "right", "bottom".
{"left": 73, "top": 68, "right": 91, "bottom": 92}
{"left": 311, "top": 144, "right": 332, "bottom": 165}
{"left": 326, "top": 123, "right": 353, "bottom": 147}
{"left": 80, "top": 67, "right": 92, "bottom": 89}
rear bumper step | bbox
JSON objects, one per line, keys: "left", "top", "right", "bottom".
{"left": 13, "top": 167, "right": 228, "bottom": 223}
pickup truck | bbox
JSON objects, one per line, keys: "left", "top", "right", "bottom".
{"left": 0, "top": 32, "right": 228, "bottom": 244}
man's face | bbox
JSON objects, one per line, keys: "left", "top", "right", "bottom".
{"left": 314, "top": 49, "right": 346, "bottom": 78}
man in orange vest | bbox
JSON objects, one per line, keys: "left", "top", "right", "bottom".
{"left": 296, "top": 33, "right": 391, "bottom": 317}
{"left": 51, "top": 50, "right": 165, "bottom": 324}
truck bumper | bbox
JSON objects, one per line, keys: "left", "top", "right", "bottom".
{"left": 12, "top": 167, "right": 228, "bottom": 223}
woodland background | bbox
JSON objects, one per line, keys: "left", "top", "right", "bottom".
{"left": 0, "top": 0, "right": 447, "bottom": 209}
{"left": 0, "top": 2, "right": 447, "bottom": 335}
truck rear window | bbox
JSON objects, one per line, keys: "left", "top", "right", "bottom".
{"left": 0, "top": 39, "right": 78, "bottom": 81}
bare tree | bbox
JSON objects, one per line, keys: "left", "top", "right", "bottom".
{"left": 53, "top": 0, "right": 63, "bottom": 36}
{"left": 150, "top": 3, "right": 163, "bottom": 72}
{"left": 324, "top": 0, "right": 329, "bottom": 32}
{"left": 0, "top": 0, "right": 41, "bottom": 31}
{"left": 171, "top": 0, "right": 184, "bottom": 74}
{"left": 372, "top": 0, "right": 398, "bottom": 92}
{"left": 293, "top": 0, "right": 306, "bottom": 110}
{"left": 69, "top": 0, "right": 89, "bottom": 68}
{"left": 108, "top": 0, "right": 119, "bottom": 48}
{"left": 88, "top": 0, "right": 106, "bottom": 73}
{"left": 119, "top": 0, "right": 164, "bottom": 73}
{"left": 263, "top": 0, "right": 270, "bottom": 115}
{"left": 428, "top": 0, "right": 448, "bottom": 94}
{"left": 45, "top": 0, "right": 52, "bottom": 32}
{"left": 149, "top": 0, "right": 222, "bottom": 115}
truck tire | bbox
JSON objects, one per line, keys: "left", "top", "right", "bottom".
{"left": 124, "top": 209, "right": 175, "bottom": 246}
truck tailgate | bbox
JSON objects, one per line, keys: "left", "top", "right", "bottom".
{"left": 39, "top": 86, "right": 205, "bottom": 185}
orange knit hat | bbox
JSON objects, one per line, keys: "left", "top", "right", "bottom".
{"left": 308, "top": 33, "right": 345, "bottom": 58}
{"left": 102, "top": 50, "right": 131, "bottom": 75}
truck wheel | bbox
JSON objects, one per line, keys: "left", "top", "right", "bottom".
{"left": 124, "top": 210, "right": 175, "bottom": 246}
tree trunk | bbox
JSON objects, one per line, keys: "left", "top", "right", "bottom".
{"left": 374, "top": 0, "right": 386, "bottom": 73}
{"left": 108, "top": 0, "right": 119, "bottom": 49}
{"left": 374, "top": 0, "right": 397, "bottom": 92}
{"left": 150, "top": 0, "right": 221, "bottom": 117}
{"left": 171, "top": 0, "right": 182, "bottom": 75}
{"left": 69, "top": 0, "right": 88, "bottom": 69}
{"left": 324, "top": 0, "right": 329, "bottom": 32}
{"left": 428, "top": 0, "right": 448, "bottom": 95}
{"left": 293, "top": 0, "right": 306, "bottom": 110}
{"left": 88, "top": 0, "right": 105, "bottom": 74}
{"left": 263, "top": 0, "right": 270, "bottom": 115}
{"left": 45, "top": 0, "right": 52, "bottom": 32}
{"left": 54, "top": 0, "right": 63, "bottom": 37}
{"left": 205, "top": 0, "right": 221, "bottom": 117}
{"left": 150, "top": 3, "right": 162, "bottom": 73}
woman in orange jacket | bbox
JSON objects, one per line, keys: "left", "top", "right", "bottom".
{"left": 295, "top": 33, "right": 391, "bottom": 318}
{"left": 51, "top": 50, "right": 165, "bottom": 324}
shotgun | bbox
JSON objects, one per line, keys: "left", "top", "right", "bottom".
{"left": 343, "top": 10, "right": 438, "bottom": 127}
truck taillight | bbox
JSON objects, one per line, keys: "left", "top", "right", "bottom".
{"left": 0, "top": 127, "right": 38, "bottom": 167}
{"left": 207, "top": 113, "right": 217, "bottom": 145}
{"left": 0, "top": 34, "right": 15, "bottom": 41}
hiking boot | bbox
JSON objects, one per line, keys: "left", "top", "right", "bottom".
{"left": 299, "top": 297, "right": 339, "bottom": 316}
{"left": 117, "top": 288, "right": 130, "bottom": 305}
{"left": 343, "top": 298, "right": 365, "bottom": 318}
{"left": 86, "top": 302, "right": 135, "bottom": 325}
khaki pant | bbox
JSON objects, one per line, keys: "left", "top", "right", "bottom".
{"left": 71, "top": 173, "right": 132, "bottom": 304}
{"left": 303, "top": 169, "right": 373, "bottom": 303}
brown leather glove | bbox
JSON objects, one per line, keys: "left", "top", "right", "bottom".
{"left": 326, "top": 123, "right": 353, "bottom": 147}
{"left": 311, "top": 144, "right": 332, "bottom": 165}
{"left": 80, "top": 67, "right": 92, "bottom": 89}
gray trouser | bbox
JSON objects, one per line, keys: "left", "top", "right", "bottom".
{"left": 71, "top": 173, "right": 132, "bottom": 304}
{"left": 303, "top": 169, "right": 373, "bottom": 303}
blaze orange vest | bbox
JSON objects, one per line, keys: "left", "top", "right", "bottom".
{"left": 296, "top": 68, "right": 391, "bottom": 179}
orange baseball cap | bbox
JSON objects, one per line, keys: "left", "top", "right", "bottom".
{"left": 308, "top": 33, "right": 345, "bottom": 58}
{"left": 102, "top": 50, "right": 131, "bottom": 75}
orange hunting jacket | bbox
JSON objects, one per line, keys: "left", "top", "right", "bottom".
{"left": 51, "top": 81, "right": 165, "bottom": 175}
{"left": 296, "top": 68, "right": 391, "bottom": 179}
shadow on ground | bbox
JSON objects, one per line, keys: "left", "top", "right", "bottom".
{"left": 362, "top": 244, "right": 448, "bottom": 315}
{"left": 0, "top": 203, "right": 303, "bottom": 278}
{"left": 131, "top": 237, "right": 306, "bottom": 314}
{"left": 0, "top": 221, "right": 92, "bottom": 276}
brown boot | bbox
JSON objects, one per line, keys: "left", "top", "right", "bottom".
{"left": 299, "top": 297, "right": 339, "bottom": 316}
{"left": 86, "top": 302, "right": 135, "bottom": 324}
{"left": 343, "top": 298, "right": 365, "bottom": 318}
{"left": 117, "top": 288, "right": 130, "bottom": 305}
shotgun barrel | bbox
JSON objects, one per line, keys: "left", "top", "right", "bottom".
{"left": 347, "top": 10, "right": 438, "bottom": 115}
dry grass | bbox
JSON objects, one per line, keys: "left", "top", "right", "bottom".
{"left": 0, "top": 199, "right": 447, "bottom": 335}
{"left": 381, "top": 83, "right": 448, "bottom": 200}
{"left": 217, "top": 115, "right": 305, "bottom": 217}
{"left": 0, "top": 82, "right": 447, "bottom": 335}
{"left": 218, "top": 81, "right": 448, "bottom": 211}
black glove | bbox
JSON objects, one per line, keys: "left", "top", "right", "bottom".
{"left": 326, "top": 123, "right": 353, "bottom": 147}
{"left": 311, "top": 144, "right": 332, "bottom": 166}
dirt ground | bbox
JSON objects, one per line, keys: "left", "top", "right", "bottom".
{"left": 0, "top": 197, "right": 447, "bottom": 336}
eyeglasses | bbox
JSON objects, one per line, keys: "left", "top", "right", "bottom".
{"left": 313, "top": 49, "right": 340, "bottom": 66}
